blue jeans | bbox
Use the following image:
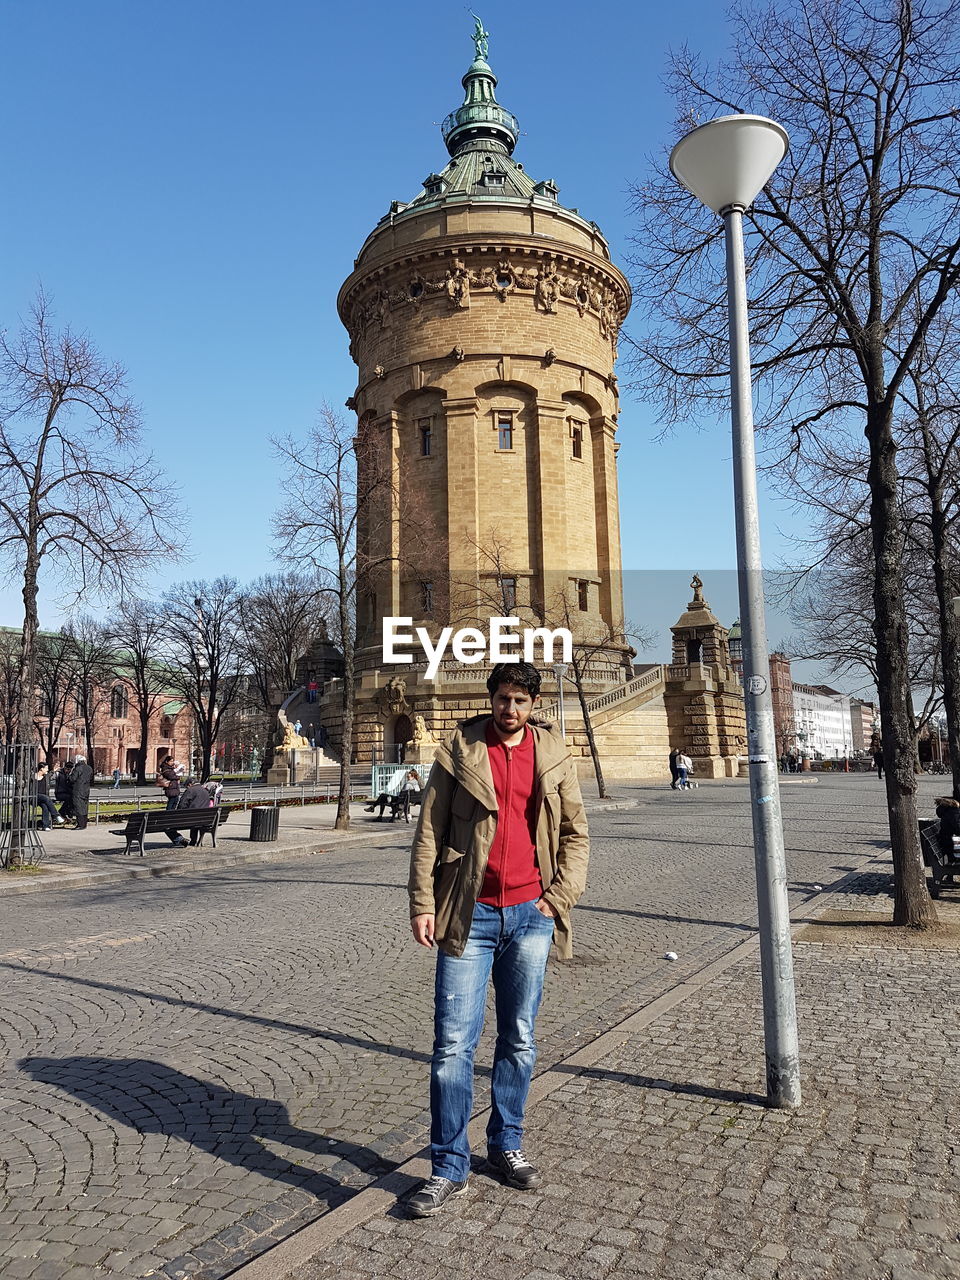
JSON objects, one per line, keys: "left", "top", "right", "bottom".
{"left": 677, "top": 767, "right": 688, "bottom": 789}
{"left": 430, "top": 899, "right": 554, "bottom": 1182}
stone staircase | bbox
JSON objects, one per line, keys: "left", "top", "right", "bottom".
{"left": 540, "top": 665, "right": 671, "bottom": 780}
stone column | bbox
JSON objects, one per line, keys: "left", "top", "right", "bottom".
{"left": 532, "top": 398, "right": 568, "bottom": 609}
{"left": 443, "top": 396, "right": 480, "bottom": 607}
{"left": 591, "top": 414, "right": 623, "bottom": 632}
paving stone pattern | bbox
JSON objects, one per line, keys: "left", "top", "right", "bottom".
{"left": 291, "top": 936, "right": 960, "bottom": 1280}
{"left": 0, "top": 776, "right": 922, "bottom": 1277}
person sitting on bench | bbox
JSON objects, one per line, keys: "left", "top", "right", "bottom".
{"left": 178, "top": 777, "right": 215, "bottom": 847}
{"left": 366, "top": 768, "right": 421, "bottom": 820}
{"left": 935, "top": 797, "right": 960, "bottom": 880}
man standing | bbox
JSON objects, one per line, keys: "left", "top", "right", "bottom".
{"left": 406, "top": 661, "right": 589, "bottom": 1218}
{"left": 112, "top": 767, "right": 122, "bottom": 789}
{"left": 70, "top": 756, "right": 94, "bottom": 831}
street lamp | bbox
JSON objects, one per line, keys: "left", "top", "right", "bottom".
{"left": 670, "top": 114, "right": 800, "bottom": 1109}
{"left": 552, "top": 662, "right": 569, "bottom": 742}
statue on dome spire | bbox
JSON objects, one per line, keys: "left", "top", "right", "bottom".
{"left": 470, "top": 11, "right": 490, "bottom": 59}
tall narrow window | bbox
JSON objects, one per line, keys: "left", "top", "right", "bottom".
{"left": 110, "top": 685, "right": 128, "bottom": 719}
{"left": 571, "top": 424, "right": 583, "bottom": 459}
{"left": 421, "top": 581, "right": 434, "bottom": 614}
{"left": 577, "top": 579, "right": 589, "bottom": 611}
{"left": 501, "top": 576, "right": 517, "bottom": 610}
{"left": 497, "top": 412, "right": 514, "bottom": 451}
{"left": 418, "top": 418, "right": 432, "bottom": 456}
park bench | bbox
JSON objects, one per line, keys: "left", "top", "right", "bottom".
{"left": 120, "top": 807, "right": 224, "bottom": 856}
{"left": 918, "top": 818, "right": 960, "bottom": 898}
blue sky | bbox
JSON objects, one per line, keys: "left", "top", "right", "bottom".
{"left": 1, "top": 0, "right": 847, "bottom": 688}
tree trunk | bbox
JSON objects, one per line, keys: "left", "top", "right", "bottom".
{"left": 82, "top": 694, "right": 95, "bottom": 776}
{"left": 137, "top": 707, "right": 150, "bottom": 784}
{"left": 335, "top": 589, "right": 354, "bottom": 832}
{"left": 926, "top": 473, "right": 960, "bottom": 802}
{"left": 11, "top": 552, "right": 41, "bottom": 868}
{"left": 573, "top": 662, "right": 606, "bottom": 798}
{"left": 867, "top": 402, "right": 936, "bottom": 926}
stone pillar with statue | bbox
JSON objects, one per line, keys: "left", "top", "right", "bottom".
{"left": 664, "top": 574, "right": 747, "bottom": 779}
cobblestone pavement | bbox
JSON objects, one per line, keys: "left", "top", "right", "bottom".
{"left": 1, "top": 802, "right": 375, "bottom": 887}
{"left": 0, "top": 776, "right": 928, "bottom": 1278}
{"left": 292, "top": 883, "right": 960, "bottom": 1280}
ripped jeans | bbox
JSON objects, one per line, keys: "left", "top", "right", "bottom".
{"left": 430, "top": 899, "right": 554, "bottom": 1182}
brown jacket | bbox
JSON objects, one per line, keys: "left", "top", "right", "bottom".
{"left": 408, "top": 715, "right": 590, "bottom": 959}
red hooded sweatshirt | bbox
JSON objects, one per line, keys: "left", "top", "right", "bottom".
{"left": 477, "top": 721, "right": 543, "bottom": 907}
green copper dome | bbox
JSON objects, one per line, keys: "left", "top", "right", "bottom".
{"left": 395, "top": 19, "right": 566, "bottom": 216}
{"left": 441, "top": 53, "right": 519, "bottom": 157}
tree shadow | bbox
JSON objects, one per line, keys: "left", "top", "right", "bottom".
{"left": 0, "top": 962, "right": 431, "bottom": 1066}
{"left": 20, "top": 1055, "right": 396, "bottom": 1200}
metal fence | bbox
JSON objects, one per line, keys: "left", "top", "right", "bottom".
{"left": 0, "top": 743, "right": 45, "bottom": 869}
{"left": 370, "top": 762, "right": 430, "bottom": 800}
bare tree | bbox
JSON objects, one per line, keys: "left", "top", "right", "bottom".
{"left": 543, "top": 587, "right": 654, "bottom": 798}
{"left": 628, "top": 0, "right": 960, "bottom": 925}
{"left": 62, "top": 615, "right": 116, "bottom": 774}
{"left": 0, "top": 291, "right": 180, "bottom": 744}
{"left": 897, "top": 316, "right": 960, "bottom": 798}
{"left": 108, "top": 598, "right": 170, "bottom": 783}
{"left": 274, "top": 407, "right": 394, "bottom": 830}
{"left": 0, "top": 629, "right": 20, "bottom": 742}
{"left": 163, "top": 579, "right": 244, "bottom": 781}
{"left": 32, "top": 632, "right": 78, "bottom": 765}
{"left": 238, "top": 572, "right": 329, "bottom": 775}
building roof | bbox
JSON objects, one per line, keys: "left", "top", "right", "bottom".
{"left": 376, "top": 25, "right": 597, "bottom": 236}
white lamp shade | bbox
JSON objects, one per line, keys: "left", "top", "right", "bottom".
{"left": 669, "top": 114, "right": 789, "bottom": 214}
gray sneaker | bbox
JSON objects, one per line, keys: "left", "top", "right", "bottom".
{"left": 487, "top": 1149, "right": 541, "bottom": 1190}
{"left": 406, "top": 1174, "right": 469, "bottom": 1218}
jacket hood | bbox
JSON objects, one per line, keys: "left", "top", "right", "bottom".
{"left": 434, "top": 714, "right": 570, "bottom": 810}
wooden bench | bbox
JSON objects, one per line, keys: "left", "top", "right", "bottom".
{"left": 121, "top": 807, "right": 224, "bottom": 856}
{"left": 918, "top": 818, "right": 960, "bottom": 898}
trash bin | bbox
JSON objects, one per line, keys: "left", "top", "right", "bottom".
{"left": 250, "top": 806, "right": 279, "bottom": 842}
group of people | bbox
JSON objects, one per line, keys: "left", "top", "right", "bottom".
{"left": 667, "top": 747, "right": 694, "bottom": 790}
{"left": 156, "top": 754, "right": 223, "bottom": 847}
{"left": 33, "top": 757, "right": 94, "bottom": 830}
{"left": 30, "top": 754, "right": 223, "bottom": 842}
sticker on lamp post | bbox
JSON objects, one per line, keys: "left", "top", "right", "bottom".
{"left": 747, "top": 675, "right": 767, "bottom": 695}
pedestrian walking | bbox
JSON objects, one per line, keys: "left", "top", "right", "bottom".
{"left": 668, "top": 747, "right": 680, "bottom": 790}
{"left": 69, "top": 756, "right": 94, "bottom": 831}
{"left": 677, "top": 751, "right": 693, "bottom": 790}
{"left": 54, "top": 761, "right": 75, "bottom": 823}
{"left": 33, "top": 763, "right": 64, "bottom": 830}
{"left": 112, "top": 767, "right": 122, "bottom": 789}
{"left": 406, "top": 661, "right": 590, "bottom": 1218}
{"left": 306, "top": 674, "right": 318, "bottom": 704}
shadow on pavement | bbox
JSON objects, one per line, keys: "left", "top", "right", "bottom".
{"left": 553, "top": 1062, "right": 767, "bottom": 1107}
{"left": 0, "top": 963, "right": 430, "bottom": 1065}
{"left": 20, "top": 1056, "right": 394, "bottom": 1197}
{"left": 577, "top": 903, "right": 757, "bottom": 932}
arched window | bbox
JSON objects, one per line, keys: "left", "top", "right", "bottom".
{"left": 110, "top": 686, "right": 128, "bottom": 719}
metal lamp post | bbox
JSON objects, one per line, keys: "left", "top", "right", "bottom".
{"left": 670, "top": 114, "right": 801, "bottom": 1108}
{"left": 552, "top": 662, "right": 569, "bottom": 742}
